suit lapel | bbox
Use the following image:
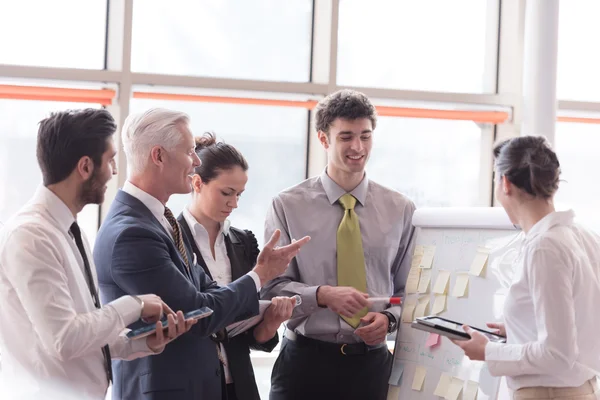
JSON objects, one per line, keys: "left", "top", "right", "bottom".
{"left": 225, "top": 230, "right": 248, "bottom": 281}
{"left": 116, "top": 190, "right": 195, "bottom": 283}
{"left": 178, "top": 214, "right": 213, "bottom": 280}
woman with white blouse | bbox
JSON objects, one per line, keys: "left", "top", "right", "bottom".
{"left": 177, "top": 132, "right": 295, "bottom": 400}
{"left": 453, "top": 136, "right": 600, "bottom": 400}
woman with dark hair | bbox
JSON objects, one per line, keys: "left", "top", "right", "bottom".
{"left": 452, "top": 136, "right": 600, "bottom": 400}
{"left": 177, "top": 132, "right": 294, "bottom": 400}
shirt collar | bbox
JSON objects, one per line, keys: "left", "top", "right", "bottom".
{"left": 183, "top": 207, "right": 230, "bottom": 239}
{"left": 122, "top": 181, "right": 165, "bottom": 222}
{"left": 320, "top": 168, "right": 369, "bottom": 206}
{"left": 525, "top": 210, "right": 575, "bottom": 241}
{"left": 33, "top": 185, "right": 76, "bottom": 234}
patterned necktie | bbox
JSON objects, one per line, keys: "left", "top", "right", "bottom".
{"left": 163, "top": 206, "right": 190, "bottom": 271}
{"left": 336, "top": 194, "right": 368, "bottom": 328}
{"left": 163, "top": 208, "right": 226, "bottom": 365}
{"left": 69, "top": 222, "right": 113, "bottom": 383}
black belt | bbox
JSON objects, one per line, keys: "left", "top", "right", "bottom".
{"left": 285, "top": 331, "right": 387, "bottom": 356}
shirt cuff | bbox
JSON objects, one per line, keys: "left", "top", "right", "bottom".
{"left": 296, "top": 285, "right": 319, "bottom": 314}
{"left": 384, "top": 305, "right": 401, "bottom": 324}
{"left": 247, "top": 271, "right": 261, "bottom": 291}
{"left": 485, "top": 341, "right": 522, "bottom": 377}
{"left": 109, "top": 296, "right": 142, "bottom": 327}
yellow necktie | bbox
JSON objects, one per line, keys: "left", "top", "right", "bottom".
{"left": 337, "top": 193, "right": 368, "bottom": 328}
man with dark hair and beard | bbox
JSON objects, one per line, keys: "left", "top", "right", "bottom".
{"left": 0, "top": 109, "right": 195, "bottom": 399}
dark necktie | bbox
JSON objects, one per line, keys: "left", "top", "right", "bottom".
{"left": 164, "top": 207, "right": 190, "bottom": 271}
{"left": 70, "top": 222, "right": 113, "bottom": 383}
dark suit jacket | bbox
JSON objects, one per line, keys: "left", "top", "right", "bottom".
{"left": 178, "top": 214, "right": 279, "bottom": 400}
{"left": 93, "top": 190, "right": 259, "bottom": 400}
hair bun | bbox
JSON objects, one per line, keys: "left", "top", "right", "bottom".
{"left": 195, "top": 132, "right": 217, "bottom": 151}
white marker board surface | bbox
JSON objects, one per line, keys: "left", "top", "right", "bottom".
{"left": 388, "top": 208, "right": 522, "bottom": 400}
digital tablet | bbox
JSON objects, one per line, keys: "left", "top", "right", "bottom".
{"left": 126, "top": 307, "right": 214, "bottom": 340}
{"left": 411, "top": 316, "right": 506, "bottom": 342}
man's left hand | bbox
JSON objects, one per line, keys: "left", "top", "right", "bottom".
{"left": 354, "top": 312, "right": 389, "bottom": 345}
{"left": 450, "top": 325, "right": 488, "bottom": 361}
{"left": 146, "top": 311, "right": 197, "bottom": 353}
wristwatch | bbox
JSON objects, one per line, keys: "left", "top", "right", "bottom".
{"left": 380, "top": 311, "right": 397, "bottom": 333}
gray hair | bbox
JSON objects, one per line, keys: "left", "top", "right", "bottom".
{"left": 122, "top": 108, "right": 190, "bottom": 176}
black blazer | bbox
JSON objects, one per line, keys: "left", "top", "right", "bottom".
{"left": 178, "top": 213, "right": 279, "bottom": 400}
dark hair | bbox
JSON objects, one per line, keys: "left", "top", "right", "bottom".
{"left": 36, "top": 109, "right": 117, "bottom": 186}
{"left": 493, "top": 136, "right": 561, "bottom": 199}
{"left": 194, "top": 132, "right": 248, "bottom": 183}
{"left": 314, "top": 89, "right": 377, "bottom": 135}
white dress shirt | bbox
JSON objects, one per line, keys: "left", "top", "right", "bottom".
{"left": 0, "top": 186, "right": 151, "bottom": 399}
{"left": 486, "top": 210, "right": 600, "bottom": 390}
{"left": 182, "top": 208, "right": 232, "bottom": 286}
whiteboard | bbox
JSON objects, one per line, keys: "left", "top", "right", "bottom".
{"left": 388, "top": 207, "right": 522, "bottom": 400}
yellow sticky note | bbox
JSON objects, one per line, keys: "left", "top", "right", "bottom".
{"left": 420, "top": 245, "right": 436, "bottom": 269}
{"left": 414, "top": 245, "right": 424, "bottom": 256}
{"left": 452, "top": 273, "right": 469, "bottom": 297}
{"left": 401, "top": 298, "right": 417, "bottom": 323}
{"left": 387, "top": 384, "right": 401, "bottom": 400}
{"left": 445, "top": 377, "right": 464, "bottom": 400}
{"left": 414, "top": 296, "right": 430, "bottom": 318}
{"left": 470, "top": 247, "right": 490, "bottom": 276}
{"left": 406, "top": 267, "right": 421, "bottom": 294}
{"left": 433, "top": 373, "right": 452, "bottom": 397}
{"left": 412, "top": 365, "right": 427, "bottom": 391}
{"left": 432, "top": 295, "right": 446, "bottom": 315}
{"left": 411, "top": 254, "right": 423, "bottom": 269}
{"left": 463, "top": 380, "right": 479, "bottom": 400}
{"left": 417, "top": 269, "right": 432, "bottom": 293}
{"left": 433, "top": 270, "right": 451, "bottom": 294}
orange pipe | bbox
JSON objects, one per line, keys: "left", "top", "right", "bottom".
{"left": 557, "top": 116, "right": 600, "bottom": 124}
{"left": 134, "top": 91, "right": 510, "bottom": 123}
{"left": 0, "top": 85, "right": 115, "bottom": 106}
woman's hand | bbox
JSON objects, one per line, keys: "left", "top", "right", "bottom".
{"left": 486, "top": 322, "right": 506, "bottom": 337}
{"left": 450, "top": 325, "right": 489, "bottom": 361}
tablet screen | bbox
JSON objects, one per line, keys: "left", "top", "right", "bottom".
{"left": 423, "top": 317, "right": 506, "bottom": 343}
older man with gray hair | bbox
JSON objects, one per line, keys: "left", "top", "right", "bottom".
{"left": 94, "top": 108, "right": 309, "bottom": 400}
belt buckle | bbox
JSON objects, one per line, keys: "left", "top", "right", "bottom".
{"left": 340, "top": 343, "right": 347, "bottom": 355}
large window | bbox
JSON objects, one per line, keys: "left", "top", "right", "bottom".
{"left": 368, "top": 117, "right": 490, "bottom": 207}
{"left": 337, "top": 0, "right": 497, "bottom": 93}
{"left": 0, "top": 99, "right": 100, "bottom": 244}
{"left": 130, "top": 97, "right": 308, "bottom": 245}
{"left": 0, "top": 0, "right": 107, "bottom": 69}
{"left": 554, "top": 121, "right": 600, "bottom": 227}
{"left": 557, "top": 0, "right": 600, "bottom": 101}
{"left": 131, "top": 0, "right": 313, "bottom": 82}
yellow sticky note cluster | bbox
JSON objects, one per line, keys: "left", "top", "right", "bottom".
{"left": 420, "top": 245, "right": 436, "bottom": 269}
{"left": 414, "top": 296, "right": 430, "bottom": 318}
{"left": 411, "top": 365, "right": 427, "bottom": 391}
{"left": 432, "top": 294, "right": 446, "bottom": 315}
{"left": 433, "top": 270, "right": 450, "bottom": 294}
{"left": 452, "top": 273, "right": 469, "bottom": 297}
{"left": 417, "top": 269, "right": 432, "bottom": 294}
{"left": 470, "top": 246, "right": 490, "bottom": 276}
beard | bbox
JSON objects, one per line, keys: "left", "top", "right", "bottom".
{"left": 79, "top": 169, "right": 106, "bottom": 205}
